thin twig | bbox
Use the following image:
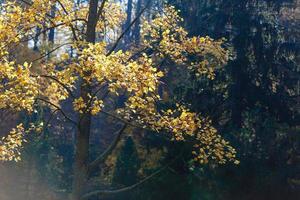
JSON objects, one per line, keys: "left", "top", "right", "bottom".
{"left": 31, "top": 42, "right": 73, "bottom": 62}
{"left": 82, "top": 155, "right": 181, "bottom": 199}
{"left": 106, "top": 0, "right": 152, "bottom": 56}
{"left": 88, "top": 123, "right": 127, "bottom": 175}
{"left": 36, "top": 98, "right": 77, "bottom": 125}
{"left": 31, "top": 75, "right": 75, "bottom": 99}
{"left": 56, "top": 0, "right": 79, "bottom": 41}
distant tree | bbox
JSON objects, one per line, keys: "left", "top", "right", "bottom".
{"left": 123, "top": 0, "right": 133, "bottom": 44}
{"left": 113, "top": 137, "right": 139, "bottom": 186}
{"left": 112, "top": 137, "right": 140, "bottom": 199}
{"left": 133, "top": 0, "right": 142, "bottom": 44}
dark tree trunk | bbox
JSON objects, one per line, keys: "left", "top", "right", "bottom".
{"left": 229, "top": 1, "right": 249, "bottom": 130}
{"left": 48, "top": 5, "right": 56, "bottom": 43}
{"left": 133, "top": 0, "right": 142, "bottom": 45}
{"left": 71, "top": 1, "right": 99, "bottom": 200}
{"left": 33, "top": 27, "right": 41, "bottom": 51}
{"left": 230, "top": 59, "right": 243, "bottom": 130}
{"left": 123, "top": 0, "right": 133, "bottom": 45}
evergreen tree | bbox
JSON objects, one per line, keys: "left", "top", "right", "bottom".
{"left": 112, "top": 137, "right": 140, "bottom": 199}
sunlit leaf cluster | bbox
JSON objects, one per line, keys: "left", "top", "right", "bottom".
{"left": 141, "top": 6, "right": 229, "bottom": 79}
{"left": 0, "top": 123, "right": 25, "bottom": 162}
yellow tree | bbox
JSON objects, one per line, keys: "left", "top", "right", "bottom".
{"left": 0, "top": 0, "right": 238, "bottom": 199}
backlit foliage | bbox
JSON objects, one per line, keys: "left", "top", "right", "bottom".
{"left": 0, "top": 124, "right": 25, "bottom": 162}
{"left": 0, "top": 1, "right": 237, "bottom": 165}
{"left": 141, "top": 6, "right": 228, "bottom": 79}
{"left": 0, "top": 62, "right": 38, "bottom": 111}
{"left": 0, "top": 121, "right": 44, "bottom": 162}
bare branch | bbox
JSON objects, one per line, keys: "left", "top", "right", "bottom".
{"left": 106, "top": 0, "right": 152, "bottom": 56}
{"left": 44, "top": 108, "right": 59, "bottom": 129}
{"left": 100, "top": 110, "right": 153, "bottom": 132}
{"left": 31, "top": 74, "right": 75, "bottom": 99}
{"left": 126, "top": 47, "right": 149, "bottom": 62}
{"left": 34, "top": 108, "right": 59, "bottom": 138}
{"left": 56, "top": 0, "right": 79, "bottom": 41}
{"left": 31, "top": 42, "right": 73, "bottom": 62}
{"left": 88, "top": 123, "right": 127, "bottom": 175}
{"left": 82, "top": 156, "right": 180, "bottom": 200}
{"left": 96, "top": 0, "right": 108, "bottom": 22}
{"left": 36, "top": 98, "right": 77, "bottom": 125}
{"left": 19, "top": 19, "right": 86, "bottom": 44}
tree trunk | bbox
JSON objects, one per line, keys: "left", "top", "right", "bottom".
{"left": 230, "top": 1, "right": 248, "bottom": 130}
{"left": 71, "top": 1, "right": 99, "bottom": 200}
{"left": 33, "top": 27, "right": 41, "bottom": 51}
{"left": 133, "top": 0, "right": 142, "bottom": 45}
{"left": 123, "top": 0, "right": 133, "bottom": 45}
{"left": 230, "top": 59, "right": 243, "bottom": 130}
{"left": 48, "top": 5, "right": 56, "bottom": 43}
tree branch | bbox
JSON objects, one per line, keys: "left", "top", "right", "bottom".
{"left": 31, "top": 42, "right": 73, "bottom": 62}
{"left": 96, "top": 0, "right": 108, "bottom": 22}
{"left": 106, "top": 0, "right": 152, "bottom": 56}
{"left": 87, "top": 123, "right": 127, "bottom": 175}
{"left": 44, "top": 108, "right": 59, "bottom": 129}
{"left": 31, "top": 74, "right": 75, "bottom": 99}
{"left": 100, "top": 110, "right": 154, "bottom": 132}
{"left": 126, "top": 47, "right": 149, "bottom": 62}
{"left": 19, "top": 19, "right": 86, "bottom": 44}
{"left": 56, "top": 0, "right": 79, "bottom": 41}
{"left": 82, "top": 156, "right": 180, "bottom": 200}
{"left": 36, "top": 98, "right": 77, "bottom": 125}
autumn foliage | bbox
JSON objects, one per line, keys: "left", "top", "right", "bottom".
{"left": 0, "top": 0, "right": 238, "bottom": 166}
